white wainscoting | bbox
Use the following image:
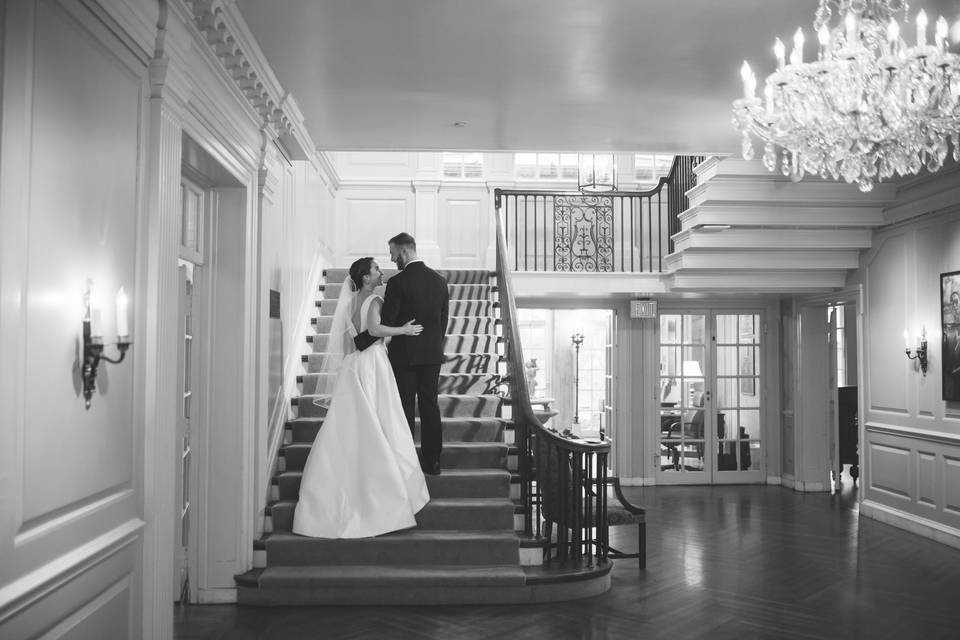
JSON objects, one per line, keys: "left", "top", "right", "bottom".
{"left": 861, "top": 426, "right": 960, "bottom": 549}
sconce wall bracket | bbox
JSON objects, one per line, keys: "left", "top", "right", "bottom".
{"left": 82, "top": 319, "right": 131, "bottom": 409}
{"left": 905, "top": 338, "right": 928, "bottom": 375}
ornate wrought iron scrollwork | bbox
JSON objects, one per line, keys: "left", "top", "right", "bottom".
{"left": 555, "top": 195, "right": 614, "bottom": 272}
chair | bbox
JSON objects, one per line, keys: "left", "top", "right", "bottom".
{"left": 598, "top": 476, "right": 646, "bottom": 568}
{"left": 536, "top": 437, "right": 646, "bottom": 568}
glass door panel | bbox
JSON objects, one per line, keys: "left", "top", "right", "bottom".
{"left": 658, "top": 314, "right": 709, "bottom": 481}
{"left": 715, "top": 313, "right": 762, "bottom": 478}
{"left": 657, "top": 310, "right": 764, "bottom": 484}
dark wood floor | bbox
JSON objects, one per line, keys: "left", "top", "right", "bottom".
{"left": 175, "top": 476, "right": 960, "bottom": 639}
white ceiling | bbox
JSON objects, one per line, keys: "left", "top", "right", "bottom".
{"left": 236, "top": 0, "right": 960, "bottom": 155}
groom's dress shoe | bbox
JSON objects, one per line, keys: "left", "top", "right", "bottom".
{"left": 422, "top": 460, "right": 441, "bottom": 476}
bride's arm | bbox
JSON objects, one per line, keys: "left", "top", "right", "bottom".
{"left": 366, "top": 297, "right": 422, "bottom": 337}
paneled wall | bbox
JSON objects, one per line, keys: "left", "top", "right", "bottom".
{"left": 0, "top": 1, "right": 148, "bottom": 636}
{"left": 860, "top": 206, "right": 960, "bottom": 548}
{"left": 0, "top": 0, "right": 333, "bottom": 636}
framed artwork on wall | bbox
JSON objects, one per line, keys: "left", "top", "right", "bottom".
{"left": 940, "top": 270, "right": 960, "bottom": 401}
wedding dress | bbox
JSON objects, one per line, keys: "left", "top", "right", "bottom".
{"left": 292, "top": 288, "right": 429, "bottom": 538}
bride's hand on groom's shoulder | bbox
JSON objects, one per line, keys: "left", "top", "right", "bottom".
{"left": 403, "top": 319, "right": 423, "bottom": 336}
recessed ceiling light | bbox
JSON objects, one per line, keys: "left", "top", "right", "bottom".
{"left": 452, "top": 121, "right": 468, "bottom": 128}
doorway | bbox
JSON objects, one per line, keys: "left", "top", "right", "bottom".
{"left": 656, "top": 310, "right": 765, "bottom": 484}
{"left": 174, "top": 176, "right": 206, "bottom": 603}
{"left": 516, "top": 308, "right": 615, "bottom": 439}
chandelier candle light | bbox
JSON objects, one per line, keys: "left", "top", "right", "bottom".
{"left": 732, "top": 0, "right": 960, "bottom": 192}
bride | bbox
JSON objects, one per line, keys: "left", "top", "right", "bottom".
{"left": 292, "top": 257, "right": 430, "bottom": 538}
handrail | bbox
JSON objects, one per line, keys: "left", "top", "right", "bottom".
{"left": 493, "top": 197, "right": 611, "bottom": 563}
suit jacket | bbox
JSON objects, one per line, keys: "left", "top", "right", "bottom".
{"left": 379, "top": 261, "right": 449, "bottom": 366}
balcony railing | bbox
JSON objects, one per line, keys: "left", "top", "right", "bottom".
{"left": 494, "top": 155, "right": 703, "bottom": 273}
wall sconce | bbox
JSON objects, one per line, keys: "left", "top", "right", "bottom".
{"left": 82, "top": 283, "right": 132, "bottom": 409}
{"left": 904, "top": 328, "right": 928, "bottom": 375}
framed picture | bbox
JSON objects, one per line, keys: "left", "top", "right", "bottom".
{"left": 941, "top": 271, "right": 960, "bottom": 401}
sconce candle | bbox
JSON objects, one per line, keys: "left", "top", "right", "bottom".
{"left": 81, "top": 282, "right": 133, "bottom": 409}
{"left": 116, "top": 287, "right": 129, "bottom": 338}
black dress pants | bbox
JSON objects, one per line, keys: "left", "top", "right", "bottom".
{"left": 393, "top": 362, "right": 442, "bottom": 465}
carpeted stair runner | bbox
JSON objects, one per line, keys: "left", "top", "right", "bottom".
{"left": 236, "top": 268, "right": 610, "bottom": 605}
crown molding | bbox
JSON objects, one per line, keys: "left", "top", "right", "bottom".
{"left": 177, "top": 0, "right": 319, "bottom": 163}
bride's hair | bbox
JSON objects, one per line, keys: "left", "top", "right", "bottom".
{"left": 349, "top": 257, "right": 375, "bottom": 291}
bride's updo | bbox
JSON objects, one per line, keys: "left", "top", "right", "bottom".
{"left": 349, "top": 257, "right": 375, "bottom": 291}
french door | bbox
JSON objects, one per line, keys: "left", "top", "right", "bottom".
{"left": 656, "top": 311, "right": 764, "bottom": 484}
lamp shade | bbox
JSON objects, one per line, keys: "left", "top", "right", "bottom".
{"left": 578, "top": 153, "right": 617, "bottom": 192}
{"left": 682, "top": 360, "right": 703, "bottom": 378}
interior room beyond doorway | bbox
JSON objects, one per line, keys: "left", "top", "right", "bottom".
{"left": 517, "top": 308, "right": 614, "bottom": 439}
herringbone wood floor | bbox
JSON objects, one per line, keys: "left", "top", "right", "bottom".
{"left": 176, "top": 477, "right": 960, "bottom": 640}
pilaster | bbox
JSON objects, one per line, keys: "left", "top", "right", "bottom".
{"left": 412, "top": 157, "right": 442, "bottom": 262}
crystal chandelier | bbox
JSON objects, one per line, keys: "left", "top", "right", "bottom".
{"left": 732, "top": 0, "right": 960, "bottom": 192}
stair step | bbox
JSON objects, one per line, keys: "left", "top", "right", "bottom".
{"left": 264, "top": 530, "right": 520, "bottom": 566}
{"left": 413, "top": 417, "right": 505, "bottom": 443}
{"left": 297, "top": 372, "right": 500, "bottom": 395}
{"left": 415, "top": 498, "right": 515, "bottom": 530}
{"left": 323, "top": 268, "right": 493, "bottom": 286}
{"left": 284, "top": 417, "right": 505, "bottom": 445}
{"left": 307, "top": 329, "right": 501, "bottom": 354}
{"left": 443, "top": 334, "right": 500, "bottom": 354}
{"left": 310, "top": 316, "right": 498, "bottom": 335}
{"left": 273, "top": 468, "right": 512, "bottom": 500}
{"left": 269, "top": 497, "right": 515, "bottom": 533}
{"left": 281, "top": 442, "right": 509, "bottom": 472}
{"left": 256, "top": 564, "right": 525, "bottom": 589}
{"left": 293, "top": 393, "right": 502, "bottom": 418}
{"left": 320, "top": 281, "right": 496, "bottom": 303}
{"left": 302, "top": 351, "right": 502, "bottom": 374}
{"left": 237, "top": 559, "right": 612, "bottom": 606}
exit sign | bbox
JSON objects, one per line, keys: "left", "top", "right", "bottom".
{"left": 630, "top": 300, "right": 657, "bottom": 318}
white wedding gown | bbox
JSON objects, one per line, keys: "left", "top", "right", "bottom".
{"left": 292, "top": 294, "right": 430, "bottom": 538}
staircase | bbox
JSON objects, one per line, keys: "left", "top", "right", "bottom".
{"left": 236, "top": 268, "right": 611, "bottom": 605}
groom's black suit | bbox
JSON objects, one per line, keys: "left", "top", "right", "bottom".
{"left": 379, "top": 261, "right": 449, "bottom": 470}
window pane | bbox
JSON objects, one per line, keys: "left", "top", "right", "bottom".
{"left": 538, "top": 153, "right": 559, "bottom": 179}
{"left": 634, "top": 154, "right": 655, "bottom": 182}
{"left": 739, "top": 315, "right": 757, "bottom": 343}
{"left": 716, "top": 346, "right": 738, "bottom": 376}
{"left": 660, "top": 346, "right": 680, "bottom": 377}
{"left": 716, "top": 314, "right": 738, "bottom": 344}
{"left": 660, "top": 314, "right": 681, "bottom": 343}
{"left": 463, "top": 153, "right": 483, "bottom": 178}
{"left": 717, "top": 377, "right": 737, "bottom": 408}
{"left": 654, "top": 155, "right": 674, "bottom": 175}
{"left": 515, "top": 153, "right": 536, "bottom": 178}
{"left": 738, "top": 409, "right": 761, "bottom": 439}
{"left": 684, "top": 315, "right": 706, "bottom": 344}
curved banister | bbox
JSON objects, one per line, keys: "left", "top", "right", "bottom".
{"left": 493, "top": 195, "right": 610, "bottom": 562}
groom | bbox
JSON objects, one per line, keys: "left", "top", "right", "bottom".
{"left": 376, "top": 233, "right": 449, "bottom": 475}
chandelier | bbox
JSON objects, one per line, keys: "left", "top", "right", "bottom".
{"left": 732, "top": 0, "right": 960, "bottom": 192}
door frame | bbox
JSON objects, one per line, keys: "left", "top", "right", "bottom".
{"left": 793, "top": 286, "right": 863, "bottom": 492}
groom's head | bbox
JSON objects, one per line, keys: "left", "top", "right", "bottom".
{"left": 388, "top": 232, "right": 417, "bottom": 270}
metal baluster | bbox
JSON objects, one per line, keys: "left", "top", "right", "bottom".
{"left": 656, "top": 191, "right": 662, "bottom": 272}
